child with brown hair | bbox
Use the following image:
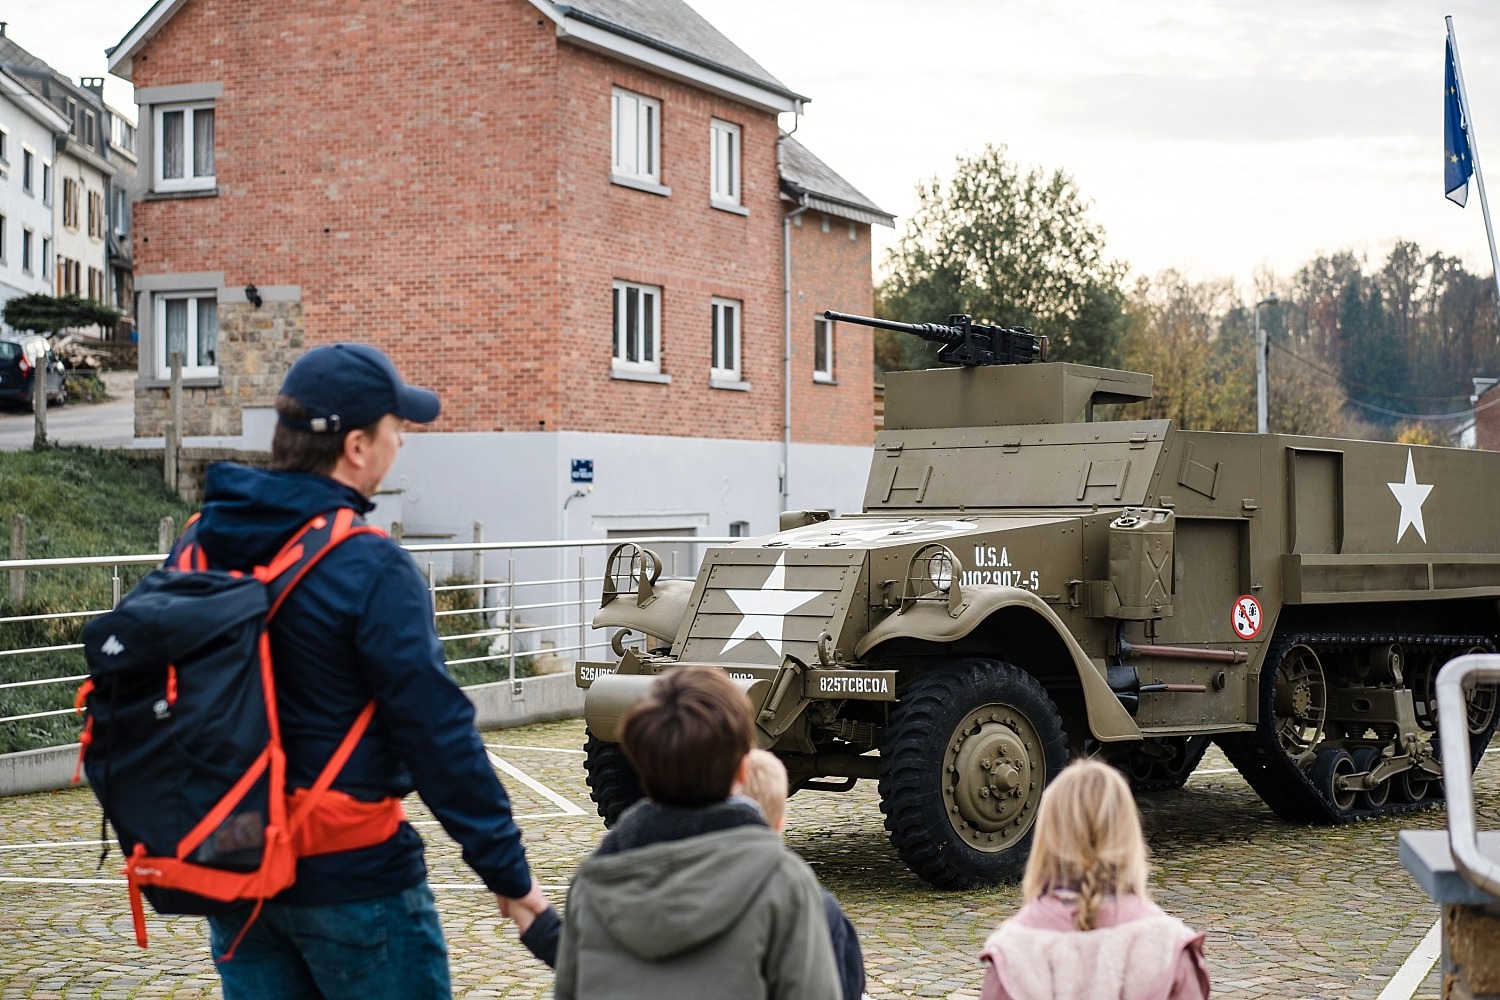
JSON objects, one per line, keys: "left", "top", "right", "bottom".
{"left": 553, "top": 668, "right": 841, "bottom": 1000}
{"left": 979, "top": 759, "right": 1209, "bottom": 1000}
{"left": 737, "top": 749, "right": 867, "bottom": 1000}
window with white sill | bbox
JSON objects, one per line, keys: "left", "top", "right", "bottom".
{"left": 155, "top": 292, "right": 219, "bottom": 378}
{"left": 155, "top": 102, "right": 215, "bottom": 192}
{"left": 711, "top": 297, "right": 741, "bottom": 381}
{"left": 612, "top": 280, "right": 661, "bottom": 375}
{"left": 612, "top": 88, "right": 660, "bottom": 186}
{"left": 710, "top": 119, "right": 740, "bottom": 208}
{"left": 814, "top": 316, "right": 835, "bottom": 382}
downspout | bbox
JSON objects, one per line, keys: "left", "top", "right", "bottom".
{"left": 780, "top": 125, "right": 808, "bottom": 514}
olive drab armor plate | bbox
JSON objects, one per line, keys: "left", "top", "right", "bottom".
{"left": 579, "top": 348, "right": 1500, "bottom": 890}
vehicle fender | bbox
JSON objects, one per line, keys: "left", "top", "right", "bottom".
{"left": 584, "top": 671, "right": 773, "bottom": 742}
{"left": 591, "top": 579, "right": 694, "bottom": 645}
{"left": 855, "top": 586, "right": 1140, "bottom": 742}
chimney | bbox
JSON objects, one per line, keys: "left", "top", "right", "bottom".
{"left": 81, "top": 77, "right": 104, "bottom": 99}
{"left": 0, "top": 23, "right": 8, "bottom": 37}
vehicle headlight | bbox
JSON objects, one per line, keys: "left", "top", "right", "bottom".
{"left": 925, "top": 550, "right": 954, "bottom": 593}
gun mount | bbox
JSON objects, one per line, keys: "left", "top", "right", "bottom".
{"left": 824, "top": 309, "right": 1047, "bottom": 367}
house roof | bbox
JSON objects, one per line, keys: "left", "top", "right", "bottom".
{"left": 779, "top": 134, "right": 895, "bottom": 228}
{"left": 0, "top": 65, "right": 70, "bottom": 134}
{"left": 111, "top": 0, "right": 809, "bottom": 114}
{"left": 533, "top": 0, "right": 808, "bottom": 113}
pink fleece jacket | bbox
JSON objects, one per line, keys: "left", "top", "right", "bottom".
{"left": 979, "top": 892, "right": 1209, "bottom": 1000}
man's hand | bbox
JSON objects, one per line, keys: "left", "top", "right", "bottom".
{"left": 497, "top": 877, "right": 549, "bottom": 935}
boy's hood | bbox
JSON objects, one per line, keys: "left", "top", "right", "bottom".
{"left": 576, "top": 824, "right": 787, "bottom": 960}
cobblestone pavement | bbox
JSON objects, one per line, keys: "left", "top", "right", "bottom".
{"left": 4, "top": 720, "right": 1495, "bottom": 999}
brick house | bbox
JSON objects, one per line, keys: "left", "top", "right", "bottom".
{"left": 107, "top": 0, "right": 891, "bottom": 548}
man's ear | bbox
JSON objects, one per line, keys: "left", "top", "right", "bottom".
{"left": 340, "top": 427, "right": 369, "bottom": 468}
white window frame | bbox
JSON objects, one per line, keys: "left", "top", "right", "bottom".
{"left": 154, "top": 101, "right": 216, "bottom": 193}
{"left": 20, "top": 146, "right": 32, "bottom": 195}
{"left": 41, "top": 237, "right": 50, "bottom": 280}
{"left": 612, "top": 280, "right": 661, "bottom": 375}
{"left": 710, "top": 119, "right": 741, "bottom": 208}
{"left": 711, "top": 297, "right": 741, "bottom": 381}
{"left": 0, "top": 128, "right": 8, "bottom": 166}
{"left": 154, "top": 291, "right": 219, "bottom": 379}
{"left": 113, "top": 185, "right": 129, "bottom": 236}
{"left": 20, "top": 227, "right": 32, "bottom": 274}
{"left": 611, "top": 88, "right": 660, "bottom": 185}
{"left": 814, "top": 316, "right": 835, "bottom": 383}
{"left": 41, "top": 161, "right": 51, "bottom": 206}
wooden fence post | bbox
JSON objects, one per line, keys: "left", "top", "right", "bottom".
{"left": 31, "top": 351, "right": 46, "bottom": 452}
{"left": 158, "top": 516, "right": 176, "bottom": 554}
{"left": 9, "top": 513, "right": 25, "bottom": 603}
{"left": 164, "top": 350, "right": 183, "bottom": 493}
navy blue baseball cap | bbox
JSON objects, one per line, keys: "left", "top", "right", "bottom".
{"left": 278, "top": 343, "right": 440, "bottom": 433}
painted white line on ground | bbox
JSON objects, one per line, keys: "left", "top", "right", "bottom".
{"left": 1192, "top": 767, "right": 1239, "bottom": 777}
{"left": 486, "top": 751, "right": 587, "bottom": 816}
{"left": 0, "top": 839, "right": 112, "bottom": 851}
{"left": 1377, "top": 919, "right": 1442, "bottom": 1000}
{"left": 407, "top": 811, "right": 576, "bottom": 828}
{"left": 0, "top": 876, "right": 119, "bottom": 885}
{"left": 486, "top": 743, "right": 588, "bottom": 755}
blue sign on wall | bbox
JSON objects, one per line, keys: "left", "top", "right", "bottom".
{"left": 571, "top": 459, "right": 594, "bottom": 483}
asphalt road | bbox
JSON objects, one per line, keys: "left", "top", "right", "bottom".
{"left": 0, "top": 372, "right": 136, "bottom": 451}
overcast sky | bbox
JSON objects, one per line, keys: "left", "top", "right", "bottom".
{"left": 15, "top": 0, "right": 1500, "bottom": 295}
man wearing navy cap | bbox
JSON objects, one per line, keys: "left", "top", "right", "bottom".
{"left": 185, "top": 344, "right": 548, "bottom": 998}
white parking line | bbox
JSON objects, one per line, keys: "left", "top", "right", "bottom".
{"left": 1377, "top": 919, "right": 1442, "bottom": 1000}
{"left": 486, "top": 743, "right": 587, "bottom": 755}
{"left": 486, "top": 751, "right": 586, "bottom": 816}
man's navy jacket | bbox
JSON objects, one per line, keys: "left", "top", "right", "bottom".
{"left": 191, "top": 462, "right": 532, "bottom": 904}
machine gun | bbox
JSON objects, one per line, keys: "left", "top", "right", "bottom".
{"left": 823, "top": 310, "right": 1047, "bottom": 367}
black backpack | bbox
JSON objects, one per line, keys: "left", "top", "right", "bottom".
{"left": 76, "top": 507, "right": 383, "bottom": 950}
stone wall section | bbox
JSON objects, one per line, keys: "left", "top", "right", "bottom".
{"left": 133, "top": 301, "right": 303, "bottom": 437}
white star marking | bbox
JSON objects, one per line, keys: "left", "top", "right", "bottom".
{"left": 1387, "top": 449, "right": 1434, "bottom": 544}
{"left": 721, "top": 555, "right": 824, "bottom": 657}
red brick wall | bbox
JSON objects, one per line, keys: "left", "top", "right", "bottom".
{"left": 133, "top": 0, "right": 565, "bottom": 434}
{"left": 131, "top": 0, "right": 871, "bottom": 445}
{"left": 551, "top": 45, "right": 786, "bottom": 441}
{"left": 789, "top": 212, "right": 875, "bottom": 445}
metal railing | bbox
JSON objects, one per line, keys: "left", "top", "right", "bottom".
{"left": 1438, "top": 652, "right": 1500, "bottom": 898}
{"left": 0, "top": 534, "right": 729, "bottom": 748}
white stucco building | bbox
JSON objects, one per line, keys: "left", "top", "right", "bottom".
{"left": 0, "top": 67, "right": 64, "bottom": 319}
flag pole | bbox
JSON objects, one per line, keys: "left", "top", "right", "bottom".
{"left": 1448, "top": 16, "right": 1500, "bottom": 307}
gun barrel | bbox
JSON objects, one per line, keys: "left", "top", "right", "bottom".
{"left": 822, "top": 311, "right": 961, "bottom": 343}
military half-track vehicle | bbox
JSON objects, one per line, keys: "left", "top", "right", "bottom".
{"left": 576, "top": 310, "right": 1500, "bottom": 889}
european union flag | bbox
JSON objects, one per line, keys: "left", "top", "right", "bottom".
{"left": 1446, "top": 38, "right": 1473, "bottom": 207}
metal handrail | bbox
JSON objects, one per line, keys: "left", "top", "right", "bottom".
{"left": 1, "top": 533, "right": 734, "bottom": 734}
{"left": 1438, "top": 652, "right": 1500, "bottom": 898}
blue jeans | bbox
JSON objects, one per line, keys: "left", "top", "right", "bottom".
{"left": 208, "top": 883, "right": 451, "bottom": 1000}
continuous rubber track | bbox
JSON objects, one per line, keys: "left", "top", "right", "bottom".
{"left": 1216, "top": 631, "right": 1497, "bottom": 824}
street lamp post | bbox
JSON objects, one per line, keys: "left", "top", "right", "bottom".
{"left": 1255, "top": 294, "right": 1280, "bottom": 434}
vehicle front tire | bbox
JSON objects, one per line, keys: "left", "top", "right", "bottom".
{"left": 583, "top": 729, "right": 643, "bottom": 828}
{"left": 878, "top": 657, "right": 1069, "bottom": 889}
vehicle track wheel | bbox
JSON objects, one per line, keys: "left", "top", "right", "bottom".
{"left": 878, "top": 658, "right": 1069, "bottom": 889}
{"left": 1350, "top": 747, "right": 1389, "bottom": 809}
{"left": 583, "top": 729, "right": 642, "bottom": 828}
{"left": 1313, "top": 747, "right": 1356, "bottom": 814}
{"left": 1272, "top": 644, "right": 1326, "bottom": 769}
{"left": 1393, "top": 764, "right": 1435, "bottom": 804}
{"left": 1124, "top": 736, "right": 1212, "bottom": 793}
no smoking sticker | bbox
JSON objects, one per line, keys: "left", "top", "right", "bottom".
{"left": 1232, "top": 595, "right": 1262, "bottom": 640}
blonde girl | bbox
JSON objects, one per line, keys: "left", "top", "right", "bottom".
{"left": 978, "top": 759, "right": 1209, "bottom": 1000}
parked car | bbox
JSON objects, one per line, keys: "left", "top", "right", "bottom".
{"left": 0, "top": 333, "right": 66, "bottom": 408}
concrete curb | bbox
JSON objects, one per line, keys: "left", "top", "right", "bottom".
{"left": 0, "top": 673, "right": 584, "bottom": 797}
